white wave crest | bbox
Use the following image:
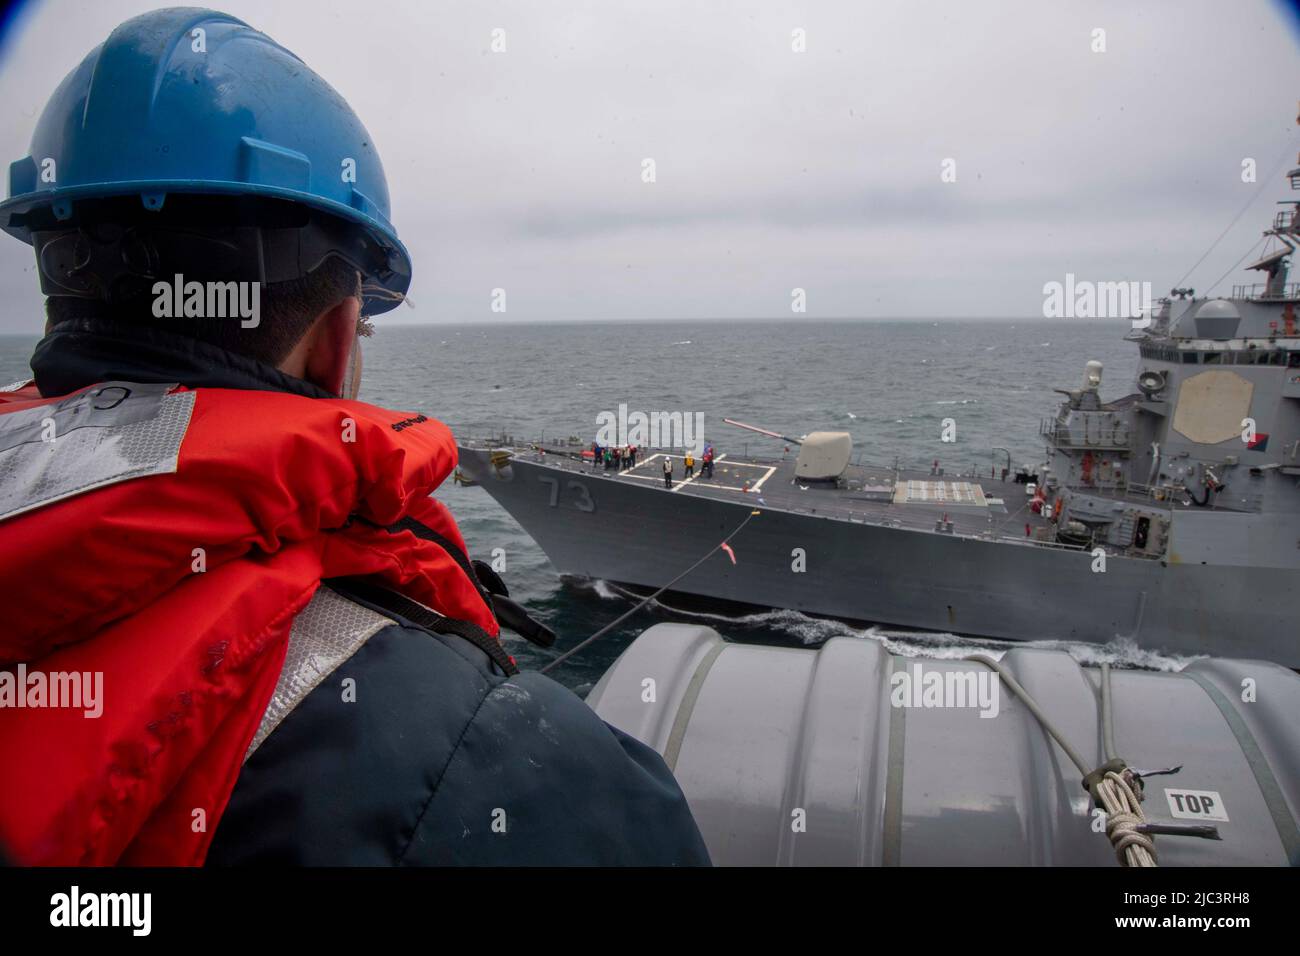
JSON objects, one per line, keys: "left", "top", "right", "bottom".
{"left": 590, "top": 583, "right": 1197, "bottom": 671}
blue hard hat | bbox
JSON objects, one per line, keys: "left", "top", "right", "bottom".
{"left": 0, "top": 6, "right": 411, "bottom": 314}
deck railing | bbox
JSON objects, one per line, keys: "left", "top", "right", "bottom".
{"left": 1038, "top": 418, "right": 1131, "bottom": 449}
{"left": 460, "top": 435, "right": 1166, "bottom": 559}
{"left": 1230, "top": 282, "right": 1300, "bottom": 300}
{"left": 456, "top": 430, "right": 1014, "bottom": 483}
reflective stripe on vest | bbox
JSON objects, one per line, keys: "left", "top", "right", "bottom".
{"left": 245, "top": 587, "right": 394, "bottom": 761}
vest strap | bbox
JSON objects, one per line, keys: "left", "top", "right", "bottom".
{"left": 386, "top": 516, "right": 556, "bottom": 649}
{"left": 334, "top": 577, "right": 520, "bottom": 677}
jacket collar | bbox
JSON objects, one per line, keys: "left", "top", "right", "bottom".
{"left": 30, "top": 317, "right": 334, "bottom": 399}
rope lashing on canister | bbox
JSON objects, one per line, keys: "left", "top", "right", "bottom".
{"left": 965, "top": 654, "right": 1157, "bottom": 866}
{"left": 1083, "top": 759, "right": 1157, "bottom": 866}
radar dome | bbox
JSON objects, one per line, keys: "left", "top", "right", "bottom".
{"left": 1194, "top": 299, "right": 1241, "bottom": 339}
{"left": 1195, "top": 299, "right": 1241, "bottom": 320}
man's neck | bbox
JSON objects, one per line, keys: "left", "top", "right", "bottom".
{"left": 31, "top": 318, "right": 334, "bottom": 399}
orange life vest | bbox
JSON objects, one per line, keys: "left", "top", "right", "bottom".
{"left": 0, "top": 382, "right": 497, "bottom": 865}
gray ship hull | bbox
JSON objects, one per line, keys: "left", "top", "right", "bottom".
{"left": 458, "top": 447, "right": 1295, "bottom": 666}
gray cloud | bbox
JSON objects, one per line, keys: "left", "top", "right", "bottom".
{"left": 0, "top": 0, "right": 1296, "bottom": 333}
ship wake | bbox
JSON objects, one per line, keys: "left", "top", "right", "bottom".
{"left": 585, "top": 579, "right": 1201, "bottom": 673}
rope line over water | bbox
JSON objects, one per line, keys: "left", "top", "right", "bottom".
{"left": 540, "top": 508, "right": 762, "bottom": 675}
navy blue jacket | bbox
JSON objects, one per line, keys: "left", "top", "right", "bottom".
{"left": 208, "top": 591, "right": 710, "bottom": 865}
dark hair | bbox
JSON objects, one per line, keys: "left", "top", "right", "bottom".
{"left": 45, "top": 255, "right": 361, "bottom": 368}
{"left": 32, "top": 195, "right": 373, "bottom": 367}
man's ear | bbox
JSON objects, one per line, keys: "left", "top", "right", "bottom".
{"left": 300, "top": 296, "right": 361, "bottom": 396}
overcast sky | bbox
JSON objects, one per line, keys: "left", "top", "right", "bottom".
{"left": 0, "top": 0, "right": 1297, "bottom": 332}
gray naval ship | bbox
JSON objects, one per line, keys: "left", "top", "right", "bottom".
{"left": 458, "top": 163, "right": 1300, "bottom": 668}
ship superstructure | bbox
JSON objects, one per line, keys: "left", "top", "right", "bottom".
{"left": 457, "top": 156, "right": 1300, "bottom": 666}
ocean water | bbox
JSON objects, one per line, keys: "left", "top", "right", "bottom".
{"left": 1, "top": 319, "right": 1202, "bottom": 693}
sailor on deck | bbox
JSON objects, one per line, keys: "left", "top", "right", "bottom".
{"left": 0, "top": 8, "right": 708, "bottom": 868}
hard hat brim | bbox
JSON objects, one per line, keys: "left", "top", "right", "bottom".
{"left": 1, "top": 180, "right": 412, "bottom": 316}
